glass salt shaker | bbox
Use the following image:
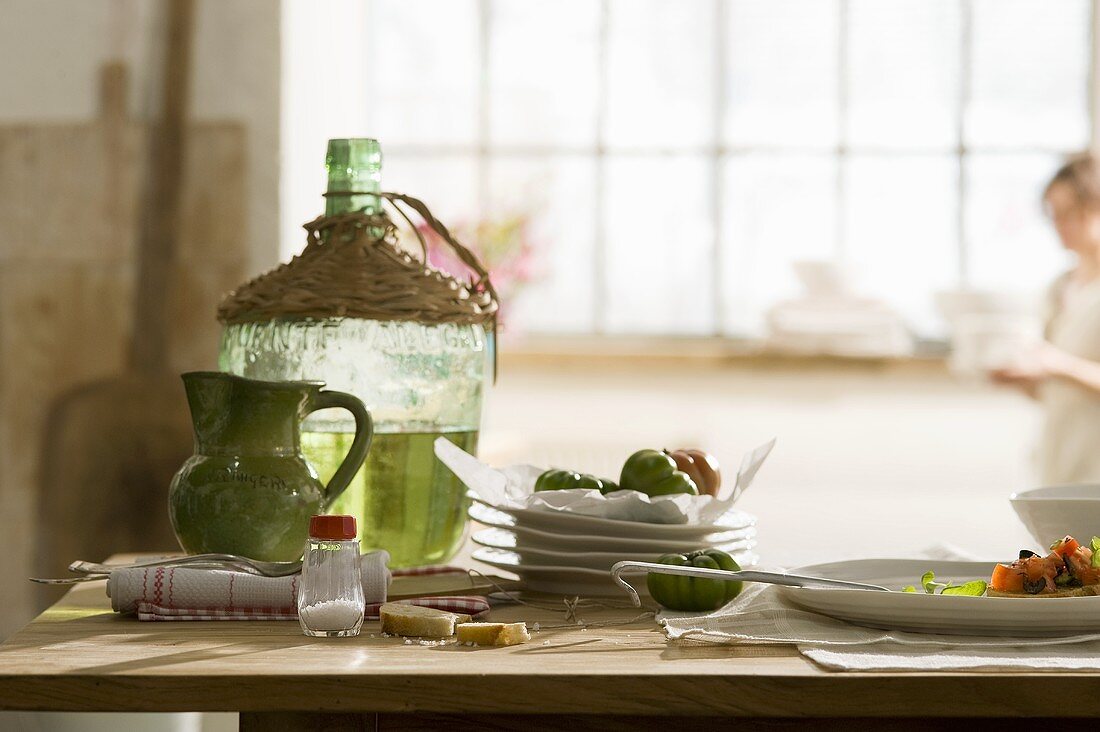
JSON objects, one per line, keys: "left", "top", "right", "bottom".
{"left": 298, "top": 514, "right": 364, "bottom": 637}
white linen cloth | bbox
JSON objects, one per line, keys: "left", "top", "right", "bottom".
{"left": 107, "top": 551, "right": 391, "bottom": 615}
{"left": 660, "top": 544, "right": 1100, "bottom": 672}
{"left": 660, "top": 582, "right": 1100, "bottom": 671}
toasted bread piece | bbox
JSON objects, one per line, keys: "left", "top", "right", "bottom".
{"left": 986, "top": 584, "right": 1100, "bottom": 599}
{"left": 379, "top": 603, "right": 473, "bottom": 637}
{"left": 455, "top": 622, "right": 530, "bottom": 647}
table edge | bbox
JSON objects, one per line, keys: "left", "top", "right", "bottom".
{"left": 3, "top": 672, "right": 1100, "bottom": 716}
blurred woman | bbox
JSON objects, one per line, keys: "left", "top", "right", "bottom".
{"left": 993, "top": 153, "right": 1100, "bottom": 484}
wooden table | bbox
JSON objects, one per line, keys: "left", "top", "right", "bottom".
{"left": 1, "top": 562, "right": 1098, "bottom": 731}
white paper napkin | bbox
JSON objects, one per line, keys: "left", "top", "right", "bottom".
{"left": 435, "top": 436, "right": 775, "bottom": 525}
{"left": 660, "top": 580, "right": 1100, "bottom": 672}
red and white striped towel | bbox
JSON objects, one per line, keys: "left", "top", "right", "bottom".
{"left": 107, "top": 557, "right": 489, "bottom": 621}
{"left": 135, "top": 595, "right": 491, "bottom": 622}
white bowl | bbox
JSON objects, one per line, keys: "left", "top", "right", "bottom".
{"left": 1010, "top": 484, "right": 1100, "bottom": 547}
{"left": 792, "top": 260, "right": 852, "bottom": 297}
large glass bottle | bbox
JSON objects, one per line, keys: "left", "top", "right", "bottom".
{"left": 218, "top": 138, "right": 491, "bottom": 567}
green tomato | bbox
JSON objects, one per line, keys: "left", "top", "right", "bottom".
{"left": 619, "top": 449, "right": 699, "bottom": 497}
{"left": 534, "top": 469, "right": 612, "bottom": 493}
{"left": 534, "top": 469, "right": 581, "bottom": 492}
{"left": 646, "top": 549, "right": 743, "bottom": 612}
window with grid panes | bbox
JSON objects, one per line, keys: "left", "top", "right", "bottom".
{"left": 289, "top": 0, "right": 1094, "bottom": 339}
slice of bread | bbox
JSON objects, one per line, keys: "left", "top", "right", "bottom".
{"left": 379, "top": 603, "right": 473, "bottom": 637}
{"left": 455, "top": 622, "right": 530, "bottom": 647}
{"left": 986, "top": 584, "right": 1100, "bottom": 599}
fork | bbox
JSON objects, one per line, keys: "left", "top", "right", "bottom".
{"left": 67, "top": 554, "right": 303, "bottom": 577}
{"left": 31, "top": 555, "right": 302, "bottom": 584}
{"left": 610, "top": 560, "right": 890, "bottom": 607}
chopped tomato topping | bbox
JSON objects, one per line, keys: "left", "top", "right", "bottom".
{"left": 999, "top": 554, "right": 1063, "bottom": 593}
{"left": 1066, "top": 546, "right": 1100, "bottom": 585}
{"left": 1022, "top": 557, "right": 1043, "bottom": 581}
{"left": 1052, "top": 536, "right": 1081, "bottom": 558}
{"left": 994, "top": 537, "right": 1100, "bottom": 594}
{"left": 990, "top": 563, "right": 1024, "bottom": 592}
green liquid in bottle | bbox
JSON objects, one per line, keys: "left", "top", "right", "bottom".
{"left": 301, "top": 428, "right": 478, "bottom": 568}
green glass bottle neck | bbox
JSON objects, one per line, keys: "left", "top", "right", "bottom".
{"left": 325, "top": 138, "right": 383, "bottom": 217}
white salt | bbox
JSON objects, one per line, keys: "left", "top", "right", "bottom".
{"left": 299, "top": 599, "right": 363, "bottom": 631}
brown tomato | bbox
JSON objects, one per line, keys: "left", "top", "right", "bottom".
{"left": 663, "top": 448, "right": 721, "bottom": 497}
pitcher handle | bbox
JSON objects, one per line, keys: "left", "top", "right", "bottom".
{"left": 307, "top": 390, "right": 373, "bottom": 509}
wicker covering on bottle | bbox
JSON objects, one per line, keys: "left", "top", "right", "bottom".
{"left": 217, "top": 191, "right": 498, "bottom": 329}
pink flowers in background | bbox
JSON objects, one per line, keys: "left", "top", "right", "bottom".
{"left": 417, "top": 213, "right": 541, "bottom": 330}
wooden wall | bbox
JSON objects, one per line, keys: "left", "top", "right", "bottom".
{"left": 0, "top": 75, "right": 248, "bottom": 638}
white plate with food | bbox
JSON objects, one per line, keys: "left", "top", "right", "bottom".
{"left": 473, "top": 547, "right": 760, "bottom": 596}
{"left": 469, "top": 498, "right": 755, "bottom": 540}
{"left": 471, "top": 528, "right": 757, "bottom": 571}
{"left": 469, "top": 503, "right": 757, "bottom": 551}
{"left": 779, "top": 542, "right": 1100, "bottom": 636}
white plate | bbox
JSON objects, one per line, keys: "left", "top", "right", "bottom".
{"left": 778, "top": 558, "right": 1100, "bottom": 637}
{"left": 473, "top": 547, "right": 761, "bottom": 596}
{"left": 469, "top": 499, "right": 755, "bottom": 539}
{"left": 472, "top": 548, "right": 625, "bottom": 595}
{"left": 469, "top": 503, "right": 757, "bottom": 551}
{"left": 471, "top": 528, "right": 757, "bottom": 571}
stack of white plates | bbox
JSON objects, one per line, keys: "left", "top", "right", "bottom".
{"left": 469, "top": 500, "right": 758, "bottom": 596}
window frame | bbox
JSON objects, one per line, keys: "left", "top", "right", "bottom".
{"left": 359, "top": 0, "right": 1100, "bottom": 344}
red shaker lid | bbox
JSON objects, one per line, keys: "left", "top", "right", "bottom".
{"left": 309, "top": 514, "right": 357, "bottom": 540}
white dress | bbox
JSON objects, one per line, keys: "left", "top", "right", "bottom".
{"left": 1038, "top": 273, "right": 1100, "bottom": 485}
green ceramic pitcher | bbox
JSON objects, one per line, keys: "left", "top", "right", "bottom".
{"left": 169, "top": 371, "right": 373, "bottom": 561}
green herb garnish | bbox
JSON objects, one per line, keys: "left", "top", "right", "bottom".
{"left": 903, "top": 570, "right": 986, "bottom": 596}
{"left": 940, "top": 580, "right": 988, "bottom": 596}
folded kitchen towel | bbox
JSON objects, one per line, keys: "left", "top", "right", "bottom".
{"left": 108, "top": 550, "right": 390, "bottom": 617}
{"left": 136, "top": 595, "right": 492, "bottom": 622}
{"left": 800, "top": 644, "right": 1100, "bottom": 672}
{"left": 660, "top": 582, "right": 1100, "bottom": 672}
{"left": 107, "top": 555, "right": 490, "bottom": 622}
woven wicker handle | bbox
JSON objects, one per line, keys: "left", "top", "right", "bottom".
{"left": 379, "top": 191, "right": 499, "bottom": 381}
{"left": 378, "top": 191, "right": 499, "bottom": 306}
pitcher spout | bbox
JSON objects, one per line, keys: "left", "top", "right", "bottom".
{"left": 180, "top": 371, "right": 235, "bottom": 450}
{"left": 179, "top": 371, "right": 320, "bottom": 455}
